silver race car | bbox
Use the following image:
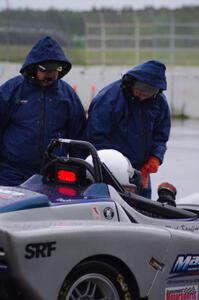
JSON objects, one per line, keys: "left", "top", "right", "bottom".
{"left": 0, "top": 139, "right": 198, "bottom": 300}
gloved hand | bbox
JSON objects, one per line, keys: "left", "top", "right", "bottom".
{"left": 141, "top": 156, "right": 160, "bottom": 189}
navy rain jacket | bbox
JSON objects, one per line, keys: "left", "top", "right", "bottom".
{"left": 86, "top": 60, "right": 171, "bottom": 170}
{"left": 0, "top": 36, "right": 86, "bottom": 185}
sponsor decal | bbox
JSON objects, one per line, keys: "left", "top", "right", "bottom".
{"left": 92, "top": 206, "right": 101, "bottom": 219}
{"left": 149, "top": 257, "right": 164, "bottom": 271}
{"left": 165, "top": 285, "right": 198, "bottom": 300}
{"left": 25, "top": 241, "right": 56, "bottom": 259}
{"left": 167, "top": 278, "right": 199, "bottom": 285}
{"left": 166, "top": 224, "right": 199, "bottom": 233}
{"left": 103, "top": 207, "right": 114, "bottom": 220}
{"left": 171, "top": 255, "right": 199, "bottom": 277}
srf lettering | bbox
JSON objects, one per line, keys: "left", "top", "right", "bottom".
{"left": 25, "top": 241, "right": 56, "bottom": 259}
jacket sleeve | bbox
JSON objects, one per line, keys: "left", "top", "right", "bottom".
{"left": 151, "top": 94, "right": 171, "bottom": 163}
{"left": 86, "top": 89, "right": 114, "bottom": 150}
{"left": 0, "top": 77, "right": 22, "bottom": 142}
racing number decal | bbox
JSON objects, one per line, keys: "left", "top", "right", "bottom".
{"left": 25, "top": 241, "right": 56, "bottom": 259}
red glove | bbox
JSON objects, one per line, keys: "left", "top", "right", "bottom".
{"left": 141, "top": 156, "right": 160, "bottom": 189}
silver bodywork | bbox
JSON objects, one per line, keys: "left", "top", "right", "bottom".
{"left": 0, "top": 183, "right": 199, "bottom": 300}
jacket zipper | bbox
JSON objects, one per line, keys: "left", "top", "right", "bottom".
{"left": 39, "top": 88, "right": 45, "bottom": 165}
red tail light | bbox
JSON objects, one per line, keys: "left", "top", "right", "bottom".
{"left": 58, "top": 187, "right": 77, "bottom": 196}
{"left": 56, "top": 169, "right": 77, "bottom": 184}
{"left": 54, "top": 163, "right": 86, "bottom": 185}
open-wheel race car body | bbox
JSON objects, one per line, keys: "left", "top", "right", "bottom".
{"left": 0, "top": 139, "right": 199, "bottom": 300}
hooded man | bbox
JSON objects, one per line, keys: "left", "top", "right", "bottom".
{"left": 86, "top": 60, "right": 171, "bottom": 198}
{"left": 0, "top": 36, "right": 86, "bottom": 186}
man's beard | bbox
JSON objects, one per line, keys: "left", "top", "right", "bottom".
{"left": 40, "top": 77, "right": 55, "bottom": 86}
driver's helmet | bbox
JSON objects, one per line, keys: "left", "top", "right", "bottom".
{"left": 86, "top": 149, "right": 136, "bottom": 192}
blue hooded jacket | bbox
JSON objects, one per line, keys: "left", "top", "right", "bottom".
{"left": 0, "top": 36, "right": 86, "bottom": 185}
{"left": 86, "top": 60, "right": 170, "bottom": 170}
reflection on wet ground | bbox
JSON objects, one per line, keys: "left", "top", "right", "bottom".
{"left": 152, "top": 119, "right": 199, "bottom": 200}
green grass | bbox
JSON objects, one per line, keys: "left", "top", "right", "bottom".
{"left": 0, "top": 45, "right": 31, "bottom": 63}
{"left": 83, "top": 49, "right": 199, "bottom": 66}
{"left": 1, "top": 44, "right": 199, "bottom": 66}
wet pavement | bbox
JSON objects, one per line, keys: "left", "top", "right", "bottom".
{"left": 152, "top": 119, "right": 199, "bottom": 200}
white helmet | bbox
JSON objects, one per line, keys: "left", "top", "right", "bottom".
{"left": 86, "top": 149, "right": 134, "bottom": 187}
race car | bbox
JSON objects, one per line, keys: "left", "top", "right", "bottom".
{"left": 0, "top": 139, "right": 199, "bottom": 300}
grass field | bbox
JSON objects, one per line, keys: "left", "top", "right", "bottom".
{"left": 1, "top": 45, "right": 199, "bottom": 66}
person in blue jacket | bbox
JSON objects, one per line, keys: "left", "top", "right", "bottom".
{"left": 86, "top": 60, "right": 171, "bottom": 198}
{"left": 0, "top": 36, "right": 86, "bottom": 186}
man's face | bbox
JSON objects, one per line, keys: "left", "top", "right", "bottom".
{"left": 132, "top": 86, "right": 157, "bottom": 101}
{"left": 36, "top": 69, "right": 59, "bottom": 87}
{"left": 132, "top": 81, "right": 159, "bottom": 101}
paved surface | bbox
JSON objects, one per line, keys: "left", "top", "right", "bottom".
{"left": 152, "top": 119, "right": 199, "bottom": 200}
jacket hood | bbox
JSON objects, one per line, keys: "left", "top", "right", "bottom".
{"left": 125, "top": 60, "right": 167, "bottom": 90}
{"left": 20, "top": 36, "right": 72, "bottom": 79}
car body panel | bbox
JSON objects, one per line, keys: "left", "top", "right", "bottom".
{"left": 0, "top": 139, "right": 199, "bottom": 300}
{"left": 1, "top": 220, "right": 171, "bottom": 300}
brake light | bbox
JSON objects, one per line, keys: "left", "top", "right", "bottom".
{"left": 56, "top": 170, "right": 77, "bottom": 183}
{"left": 58, "top": 187, "right": 77, "bottom": 196}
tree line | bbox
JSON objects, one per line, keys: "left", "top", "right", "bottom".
{"left": 0, "top": 6, "right": 199, "bottom": 47}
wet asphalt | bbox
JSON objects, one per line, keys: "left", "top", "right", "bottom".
{"left": 152, "top": 119, "right": 199, "bottom": 200}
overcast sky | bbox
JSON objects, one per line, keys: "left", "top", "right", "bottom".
{"left": 1, "top": 0, "right": 199, "bottom": 10}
